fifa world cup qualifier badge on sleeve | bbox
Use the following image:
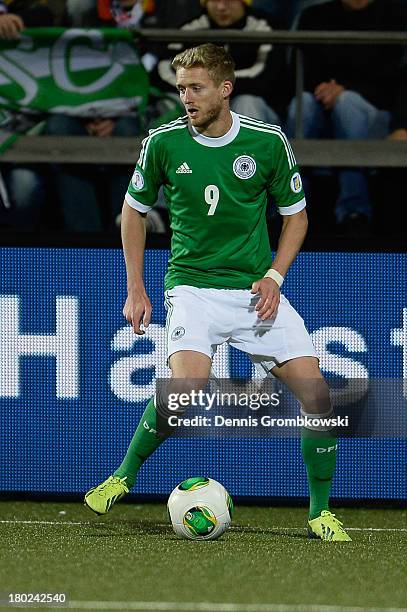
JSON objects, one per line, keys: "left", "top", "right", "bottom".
{"left": 290, "top": 172, "right": 302, "bottom": 194}
{"left": 131, "top": 169, "right": 144, "bottom": 190}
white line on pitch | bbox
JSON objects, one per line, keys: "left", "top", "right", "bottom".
{"left": 67, "top": 601, "right": 407, "bottom": 612}
{"left": 346, "top": 527, "right": 407, "bottom": 532}
{"left": 1, "top": 520, "right": 407, "bottom": 533}
{"left": 236, "top": 526, "right": 407, "bottom": 533}
{"left": 0, "top": 519, "right": 90, "bottom": 526}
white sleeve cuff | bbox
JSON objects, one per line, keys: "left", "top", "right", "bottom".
{"left": 125, "top": 193, "right": 153, "bottom": 213}
{"left": 278, "top": 197, "right": 306, "bottom": 216}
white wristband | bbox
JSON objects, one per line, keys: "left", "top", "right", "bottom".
{"left": 264, "top": 268, "right": 284, "bottom": 287}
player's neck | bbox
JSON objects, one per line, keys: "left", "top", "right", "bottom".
{"left": 195, "top": 108, "right": 233, "bottom": 138}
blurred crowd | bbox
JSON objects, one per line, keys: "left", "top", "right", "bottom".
{"left": 0, "top": 0, "right": 407, "bottom": 239}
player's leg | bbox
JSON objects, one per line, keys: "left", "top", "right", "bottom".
{"left": 113, "top": 349, "right": 211, "bottom": 486}
{"left": 233, "top": 291, "right": 350, "bottom": 541}
{"left": 272, "top": 356, "right": 351, "bottom": 541}
{"left": 84, "top": 350, "right": 211, "bottom": 515}
{"left": 272, "top": 356, "right": 336, "bottom": 520}
{"left": 84, "top": 285, "right": 217, "bottom": 515}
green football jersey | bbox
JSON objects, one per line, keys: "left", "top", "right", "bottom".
{"left": 126, "top": 111, "right": 306, "bottom": 290}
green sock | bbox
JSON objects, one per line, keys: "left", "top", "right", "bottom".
{"left": 301, "top": 428, "right": 337, "bottom": 520}
{"left": 114, "top": 396, "right": 169, "bottom": 489}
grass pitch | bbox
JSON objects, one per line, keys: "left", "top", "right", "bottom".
{"left": 0, "top": 500, "right": 406, "bottom": 611}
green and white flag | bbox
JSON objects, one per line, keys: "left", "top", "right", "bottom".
{"left": 0, "top": 27, "right": 149, "bottom": 118}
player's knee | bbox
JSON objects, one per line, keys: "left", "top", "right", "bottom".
{"left": 167, "top": 377, "right": 209, "bottom": 405}
{"left": 169, "top": 350, "right": 211, "bottom": 380}
{"left": 296, "top": 378, "right": 331, "bottom": 416}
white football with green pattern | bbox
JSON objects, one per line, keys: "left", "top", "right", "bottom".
{"left": 167, "top": 477, "right": 233, "bottom": 541}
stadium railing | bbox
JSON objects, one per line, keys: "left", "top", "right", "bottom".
{"left": 3, "top": 135, "right": 407, "bottom": 168}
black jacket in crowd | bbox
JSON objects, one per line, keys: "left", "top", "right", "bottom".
{"left": 153, "top": 9, "right": 289, "bottom": 119}
{"left": 296, "top": 0, "right": 407, "bottom": 129}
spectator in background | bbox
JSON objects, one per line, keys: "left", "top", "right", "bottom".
{"left": 0, "top": 0, "right": 55, "bottom": 33}
{"left": 154, "top": 0, "right": 288, "bottom": 125}
{"left": 81, "top": 0, "right": 159, "bottom": 72}
{"left": 0, "top": 1, "right": 66, "bottom": 30}
{"left": 65, "top": 0, "right": 95, "bottom": 26}
{"left": 154, "top": 0, "right": 202, "bottom": 28}
{"left": 44, "top": 0, "right": 166, "bottom": 234}
{"left": 0, "top": 2, "right": 23, "bottom": 39}
{"left": 0, "top": 1, "right": 55, "bottom": 231}
{"left": 286, "top": 0, "right": 407, "bottom": 233}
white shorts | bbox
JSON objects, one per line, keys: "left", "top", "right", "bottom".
{"left": 164, "top": 285, "right": 317, "bottom": 373}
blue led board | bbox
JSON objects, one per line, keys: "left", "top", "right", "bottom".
{"left": 0, "top": 248, "right": 406, "bottom": 499}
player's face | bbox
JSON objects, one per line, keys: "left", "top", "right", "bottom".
{"left": 341, "top": 0, "right": 371, "bottom": 10}
{"left": 206, "top": 0, "right": 246, "bottom": 27}
{"left": 176, "top": 67, "right": 228, "bottom": 131}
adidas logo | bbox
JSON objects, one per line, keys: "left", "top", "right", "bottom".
{"left": 176, "top": 162, "right": 192, "bottom": 174}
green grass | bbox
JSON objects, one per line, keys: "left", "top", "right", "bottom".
{"left": 1, "top": 501, "right": 406, "bottom": 611}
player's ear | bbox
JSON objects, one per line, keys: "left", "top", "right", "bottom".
{"left": 222, "top": 80, "right": 233, "bottom": 99}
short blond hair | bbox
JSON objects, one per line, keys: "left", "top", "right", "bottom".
{"left": 172, "top": 43, "right": 236, "bottom": 86}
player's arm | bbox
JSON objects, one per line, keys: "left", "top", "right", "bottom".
{"left": 272, "top": 208, "right": 308, "bottom": 277}
{"left": 253, "top": 132, "right": 308, "bottom": 320}
{"left": 253, "top": 210, "right": 308, "bottom": 321}
{"left": 121, "top": 202, "right": 152, "bottom": 335}
{"left": 122, "top": 133, "right": 164, "bottom": 333}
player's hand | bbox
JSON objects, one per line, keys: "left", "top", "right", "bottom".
{"left": 251, "top": 277, "right": 280, "bottom": 321}
{"left": 123, "top": 287, "right": 152, "bottom": 335}
{"left": 314, "top": 80, "right": 345, "bottom": 110}
{"left": 0, "top": 13, "right": 24, "bottom": 39}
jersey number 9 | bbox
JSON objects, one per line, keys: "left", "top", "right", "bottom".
{"left": 204, "top": 185, "right": 220, "bottom": 216}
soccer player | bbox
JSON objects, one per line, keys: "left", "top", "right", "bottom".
{"left": 84, "top": 43, "right": 351, "bottom": 542}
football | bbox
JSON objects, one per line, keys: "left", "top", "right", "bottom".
{"left": 167, "top": 476, "right": 233, "bottom": 540}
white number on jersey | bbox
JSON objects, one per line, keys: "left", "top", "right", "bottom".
{"left": 204, "top": 185, "right": 220, "bottom": 216}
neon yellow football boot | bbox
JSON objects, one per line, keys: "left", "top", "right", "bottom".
{"left": 84, "top": 475, "right": 129, "bottom": 516}
{"left": 308, "top": 510, "right": 352, "bottom": 541}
